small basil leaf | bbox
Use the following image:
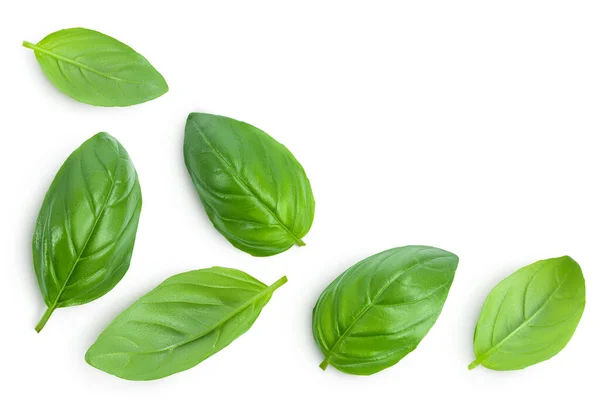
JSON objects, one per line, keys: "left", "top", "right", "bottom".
{"left": 184, "top": 113, "right": 315, "bottom": 257}
{"left": 33, "top": 132, "right": 142, "bottom": 332}
{"left": 313, "top": 245, "right": 459, "bottom": 375}
{"left": 23, "top": 28, "right": 168, "bottom": 106}
{"left": 469, "top": 256, "right": 585, "bottom": 371}
{"left": 85, "top": 267, "right": 287, "bottom": 380}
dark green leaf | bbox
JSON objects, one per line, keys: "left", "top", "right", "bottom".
{"left": 33, "top": 132, "right": 142, "bottom": 332}
{"left": 469, "top": 256, "right": 585, "bottom": 371}
{"left": 312, "top": 245, "right": 459, "bottom": 375}
{"left": 184, "top": 113, "right": 315, "bottom": 257}
{"left": 23, "top": 28, "right": 168, "bottom": 106}
{"left": 85, "top": 267, "right": 287, "bottom": 380}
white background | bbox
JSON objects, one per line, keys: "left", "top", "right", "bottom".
{"left": 1, "top": 1, "right": 598, "bottom": 398}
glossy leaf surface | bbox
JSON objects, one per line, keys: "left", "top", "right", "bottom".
{"left": 469, "top": 256, "right": 585, "bottom": 371}
{"left": 33, "top": 132, "right": 142, "bottom": 332}
{"left": 184, "top": 113, "right": 315, "bottom": 257}
{"left": 23, "top": 28, "right": 168, "bottom": 106}
{"left": 313, "top": 245, "right": 459, "bottom": 375}
{"left": 86, "top": 267, "right": 287, "bottom": 380}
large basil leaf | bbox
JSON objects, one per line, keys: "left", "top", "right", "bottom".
{"left": 33, "top": 132, "right": 142, "bottom": 332}
{"left": 313, "top": 246, "right": 459, "bottom": 375}
{"left": 184, "top": 113, "right": 315, "bottom": 257}
{"left": 85, "top": 267, "right": 287, "bottom": 380}
{"left": 469, "top": 256, "right": 585, "bottom": 371}
{"left": 23, "top": 28, "right": 168, "bottom": 106}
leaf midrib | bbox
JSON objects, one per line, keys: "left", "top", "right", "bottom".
{"left": 190, "top": 119, "right": 305, "bottom": 246}
{"left": 23, "top": 41, "right": 158, "bottom": 87}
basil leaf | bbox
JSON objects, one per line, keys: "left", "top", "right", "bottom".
{"left": 469, "top": 256, "right": 585, "bottom": 371}
{"left": 85, "top": 267, "right": 287, "bottom": 380}
{"left": 184, "top": 113, "right": 315, "bottom": 257}
{"left": 33, "top": 132, "right": 142, "bottom": 332}
{"left": 23, "top": 28, "right": 168, "bottom": 106}
{"left": 312, "top": 246, "right": 459, "bottom": 375}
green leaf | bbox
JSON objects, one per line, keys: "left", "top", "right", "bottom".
{"left": 184, "top": 113, "right": 315, "bottom": 257}
{"left": 312, "top": 245, "right": 459, "bottom": 375}
{"left": 23, "top": 28, "right": 168, "bottom": 106}
{"left": 469, "top": 256, "right": 586, "bottom": 371}
{"left": 85, "top": 267, "right": 287, "bottom": 380}
{"left": 33, "top": 132, "right": 142, "bottom": 332}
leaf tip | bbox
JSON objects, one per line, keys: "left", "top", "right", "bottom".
{"left": 559, "top": 255, "right": 577, "bottom": 264}
{"left": 84, "top": 348, "right": 95, "bottom": 366}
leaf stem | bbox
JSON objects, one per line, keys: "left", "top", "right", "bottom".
{"left": 269, "top": 275, "right": 288, "bottom": 291}
{"left": 22, "top": 40, "right": 36, "bottom": 50}
{"left": 468, "top": 359, "right": 481, "bottom": 370}
{"left": 35, "top": 305, "right": 57, "bottom": 333}
{"left": 319, "top": 358, "right": 330, "bottom": 371}
{"left": 296, "top": 238, "right": 306, "bottom": 247}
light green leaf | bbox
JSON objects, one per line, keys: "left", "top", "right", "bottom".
{"left": 469, "top": 256, "right": 586, "bottom": 371}
{"left": 23, "top": 28, "right": 168, "bottom": 106}
{"left": 85, "top": 267, "right": 287, "bottom": 380}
